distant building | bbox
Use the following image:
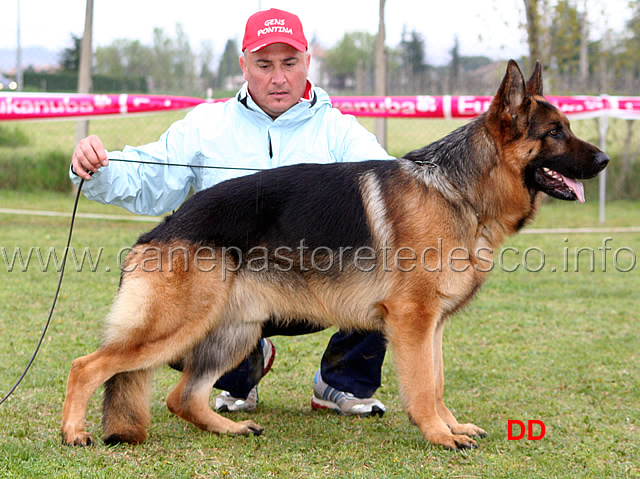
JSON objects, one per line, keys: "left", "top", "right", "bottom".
{"left": 308, "top": 40, "right": 329, "bottom": 88}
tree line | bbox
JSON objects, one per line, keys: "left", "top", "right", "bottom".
{"left": 58, "top": 0, "right": 640, "bottom": 96}
{"left": 523, "top": 0, "right": 640, "bottom": 94}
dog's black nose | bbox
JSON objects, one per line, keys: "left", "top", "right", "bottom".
{"left": 595, "top": 152, "right": 610, "bottom": 169}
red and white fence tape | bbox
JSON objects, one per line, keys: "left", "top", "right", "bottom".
{"left": 329, "top": 95, "right": 614, "bottom": 119}
{"left": 1, "top": 92, "right": 639, "bottom": 121}
{"left": 0, "top": 93, "right": 218, "bottom": 121}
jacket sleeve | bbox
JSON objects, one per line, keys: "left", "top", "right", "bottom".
{"left": 69, "top": 112, "right": 199, "bottom": 216}
{"left": 331, "top": 111, "right": 395, "bottom": 162}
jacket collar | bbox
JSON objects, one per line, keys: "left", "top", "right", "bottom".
{"left": 237, "top": 80, "right": 318, "bottom": 117}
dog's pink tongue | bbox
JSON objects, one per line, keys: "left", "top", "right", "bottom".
{"left": 563, "top": 176, "right": 585, "bottom": 203}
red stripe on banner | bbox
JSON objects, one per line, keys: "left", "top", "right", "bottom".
{"left": 1, "top": 93, "right": 640, "bottom": 121}
{"left": 609, "top": 96, "right": 640, "bottom": 119}
{"left": 546, "top": 95, "right": 608, "bottom": 119}
{"left": 329, "top": 95, "right": 448, "bottom": 118}
{"left": 0, "top": 93, "right": 226, "bottom": 121}
{"left": 331, "top": 95, "right": 614, "bottom": 119}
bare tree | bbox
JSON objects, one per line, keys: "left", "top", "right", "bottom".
{"left": 375, "top": 0, "right": 386, "bottom": 148}
{"left": 578, "top": 0, "right": 589, "bottom": 89}
{"left": 523, "top": 0, "right": 542, "bottom": 71}
{"left": 75, "top": 0, "right": 93, "bottom": 171}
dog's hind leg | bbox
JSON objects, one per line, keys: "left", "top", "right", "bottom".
{"left": 62, "top": 261, "right": 234, "bottom": 446}
{"left": 166, "top": 321, "right": 265, "bottom": 436}
{"left": 433, "top": 319, "right": 487, "bottom": 439}
{"left": 383, "top": 297, "right": 478, "bottom": 450}
{"left": 102, "top": 369, "right": 153, "bottom": 445}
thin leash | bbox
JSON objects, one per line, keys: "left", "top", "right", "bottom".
{"left": 108, "top": 158, "right": 264, "bottom": 172}
{"left": 0, "top": 178, "right": 84, "bottom": 406}
{"left": 0, "top": 159, "right": 263, "bottom": 406}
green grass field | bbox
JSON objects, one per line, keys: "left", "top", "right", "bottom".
{"left": 0, "top": 190, "right": 638, "bottom": 478}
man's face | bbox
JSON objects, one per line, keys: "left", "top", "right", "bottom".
{"left": 240, "top": 43, "right": 310, "bottom": 119}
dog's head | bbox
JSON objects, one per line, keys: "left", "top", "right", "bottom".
{"left": 487, "top": 60, "right": 609, "bottom": 203}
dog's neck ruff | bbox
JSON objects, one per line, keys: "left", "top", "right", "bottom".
{"left": 412, "top": 159, "right": 438, "bottom": 170}
{"left": 411, "top": 159, "right": 484, "bottom": 229}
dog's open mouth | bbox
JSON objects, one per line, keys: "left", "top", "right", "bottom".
{"left": 536, "top": 167, "right": 585, "bottom": 203}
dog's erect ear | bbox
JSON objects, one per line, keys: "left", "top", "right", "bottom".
{"left": 491, "top": 59, "right": 526, "bottom": 117}
{"left": 526, "top": 60, "right": 543, "bottom": 96}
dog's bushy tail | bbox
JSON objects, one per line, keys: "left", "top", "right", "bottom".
{"left": 102, "top": 369, "right": 153, "bottom": 445}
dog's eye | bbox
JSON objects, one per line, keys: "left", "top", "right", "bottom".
{"left": 548, "top": 129, "right": 558, "bottom": 137}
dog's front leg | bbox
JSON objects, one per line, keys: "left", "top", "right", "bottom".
{"left": 433, "top": 319, "right": 486, "bottom": 439}
{"left": 384, "top": 299, "right": 477, "bottom": 450}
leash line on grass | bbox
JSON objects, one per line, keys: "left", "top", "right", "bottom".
{"left": 0, "top": 159, "right": 265, "bottom": 405}
{"left": 0, "top": 179, "right": 84, "bottom": 406}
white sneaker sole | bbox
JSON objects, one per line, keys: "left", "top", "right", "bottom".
{"left": 311, "top": 396, "right": 385, "bottom": 417}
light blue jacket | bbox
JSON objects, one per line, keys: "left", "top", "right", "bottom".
{"left": 70, "top": 82, "right": 393, "bottom": 216}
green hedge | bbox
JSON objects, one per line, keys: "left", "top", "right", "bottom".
{"left": 0, "top": 150, "right": 71, "bottom": 192}
{"left": 0, "top": 124, "right": 29, "bottom": 147}
{"left": 22, "top": 71, "right": 148, "bottom": 93}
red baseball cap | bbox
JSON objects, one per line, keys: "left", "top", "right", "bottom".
{"left": 242, "top": 8, "right": 308, "bottom": 53}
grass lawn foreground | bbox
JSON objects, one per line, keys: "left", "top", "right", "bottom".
{"left": 0, "top": 190, "right": 638, "bottom": 478}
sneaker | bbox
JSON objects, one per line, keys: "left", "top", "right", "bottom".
{"left": 311, "top": 370, "right": 385, "bottom": 417}
{"left": 215, "top": 387, "right": 259, "bottom": 412}
{"left": 214, "top": 338, "right": 276, "bottom": 413}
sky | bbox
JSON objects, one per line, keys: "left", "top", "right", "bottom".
{"left": 0, "top": 0, "right": 631, "bottom": 67}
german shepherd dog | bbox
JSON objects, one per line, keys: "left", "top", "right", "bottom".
{"left": 61, "top": 60, "right": 608, "bottom": 450}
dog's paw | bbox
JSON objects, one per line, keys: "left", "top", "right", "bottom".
{"left": 61, "top": 430, "right": 94, "bottom": 447}
{"left": 233, "top": 420, "right": 264, "bottom": 436}
{"left": 450, "top": 423, "right": 487, "bottom": 438}
{"left": 422, "top": 424, "right": 479, "bottom": 451}
{"left": 103, "top": 431, "right": 148, "bottom": 445}
{"left": 436, "top": 433, "right": 478, "bottom": 451}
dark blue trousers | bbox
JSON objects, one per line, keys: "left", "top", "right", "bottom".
{"left": 213, "top": 322, "right": 387, "bottom": 400}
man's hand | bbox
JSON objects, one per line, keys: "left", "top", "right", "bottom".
{"left": 71, "top": 135, "right": 109, "bottom": 180}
